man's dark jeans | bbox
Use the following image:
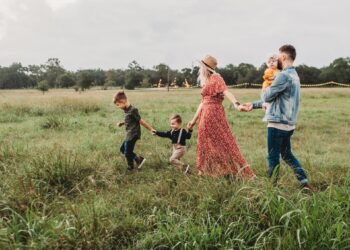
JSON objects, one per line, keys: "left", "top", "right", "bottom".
{"left": 120, "top": 137, "right": 138, "bottom": 169}
{"left": 267, "top": 127, "right": 308, "bottom": 184}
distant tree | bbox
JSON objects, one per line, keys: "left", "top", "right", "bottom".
{"left": 217, "top": 64, "right": 239, "bottom": 85}
{"left": 128, "top": 60, "right": 143, "bottom": 71}
{"left": 27, "top": 64, "right": 45, "bottom": 86}
{"left": 125, "top": 70, "right": 143, "bottom": 90}
{"left": 1, "top": 57, "right": 350, "bottom": 90}
{"left": 37, "top": 80, "right": 49, "bottom": 94}
{"left": 181, "top": 67, "right": 198, "bottom": 86}
{"left": 57, "top": 73, "right": 76, "bottom": 88}
{"left": 254, "top": 63, "right": 268, "bottom": 84}
{"left": 236, "top": 63, "right": 258, "bottom": 84}
{"left": 92, "top": 69, "right": 106, "bottom": 86}
{"left": 140, "top": 76, "right": 152, "bottom": 88}
{"left": 0, "top": 63, "right": 33, "bottom": 89}
{"left": 77, "top": 70, "right": 95, "bottom": 91}
{"left": 124, "top": 61, "right": 144, "bottom": 89}
{"left": 43, "top": 58, "right": 65, "bottom": 88}
{"left": 320, "top": 57, "right": 350, "bottom": 83}
{"left": 142, "top": 69, "right": 158, "bottom": 86}
{"left": 174, "top": 70, "right": 185, "bottom": 87}
{"left": 105, "top": 70, "right": 117, "bottom": 86}
{"left": 114, "top": 69, "right": 126, "bottom": 86}
{"left": 191, "top": 66, "right": 199, "bottom": 86}
{"left": 296, "top": 65, "right": 321, "bottom": 84}
{"left": 105, "top": 69, "right": 125, "bottom": 87}
{"left": 153, "top": 63, "right": 170, "bottom": 85}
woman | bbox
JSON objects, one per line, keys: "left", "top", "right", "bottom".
{"left": 187, "top": 55, "right": 255, "bottom": 178}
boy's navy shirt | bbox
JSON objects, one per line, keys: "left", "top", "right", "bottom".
{"left": 124, "top": 105, "right": 141, "bottom": 140}
{"left": 155, "top": 128, "right": 192, "bottom": 146}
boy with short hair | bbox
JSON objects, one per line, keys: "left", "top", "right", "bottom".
{"left": 153, "top": 114, "right": 192, "bottom": 174}
{"left": 113, "top": 91, "right": 154, "bottom": 171}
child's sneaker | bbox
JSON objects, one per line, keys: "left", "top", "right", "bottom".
{"left": 135, "top": 156, "right": 146, "bottom": 169}
{"left": 184, "top": 165, "right": 191, "bottom": 175}
{"left": 127, "top": 165, "right": 134, "bottom": 172}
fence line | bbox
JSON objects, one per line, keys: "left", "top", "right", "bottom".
{"left": 229, "top": 81, "right": 350, "bottom": 88}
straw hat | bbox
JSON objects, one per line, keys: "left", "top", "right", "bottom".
{"left": 200, "top": 55, "right": 217, "bottom": 72}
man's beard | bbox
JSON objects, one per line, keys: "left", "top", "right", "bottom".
{"left": 277, "top": 59, "right": 283, "bottom": 70}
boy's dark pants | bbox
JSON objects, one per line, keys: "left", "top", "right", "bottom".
{"left": 120, "top": 137, "right": 138, "bottom": 168}
{"left": 267, "top": 127, "right": 308, "bottom": 185}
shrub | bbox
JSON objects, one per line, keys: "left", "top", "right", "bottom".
{"left": 37, "top": 80, "right": 49, "bottom": 94}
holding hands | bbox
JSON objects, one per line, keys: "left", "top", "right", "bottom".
{"left": 239, "top": 103, "right": 253, "bottom": 112}
{"left": 187, "top": 120, "right": 196, "bottom": 130}
{"left": 237, "top": 103, "right": 253, "bottom": 112}
{"left": 234, "top": 102, "right": 253, "bottom": 112}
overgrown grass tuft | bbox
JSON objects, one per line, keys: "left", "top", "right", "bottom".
{"left": 23, "top": 151, "right": 96, "bottom": 199}
{"left": 40, "top": 116, "right": 66, "bottom": 129}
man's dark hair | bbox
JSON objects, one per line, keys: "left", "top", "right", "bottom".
{"left": 279, "top": 44, "right": 296, "bottom": 61}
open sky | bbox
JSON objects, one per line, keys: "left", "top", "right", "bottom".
{"left": 0, "top": 0, "right": 349, "bottom": 70}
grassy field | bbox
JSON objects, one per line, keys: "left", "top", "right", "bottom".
{"left": 0, "top": 88, "right": 350, "bottom": 249}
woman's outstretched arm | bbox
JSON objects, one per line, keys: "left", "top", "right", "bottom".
{"left": 187, "top": 102, "right": 203, "bottom": 129}
{"left": 223, "top": 90, "right": 250, "bottom": 111}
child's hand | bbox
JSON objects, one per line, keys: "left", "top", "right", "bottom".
{"left": 262, "top": 103, "right": 268, "bottom": 111}
{"left": 262, "top": 103, "right": 269, "bottom": 112}
{"left": 117, "top": 122, "right": 124, "bottom": 127}
{"left": 151, "top": 129, "right": 157, "bottom": 135}
{"left": 187, "top": 121, "right": 195, "bottom": 130}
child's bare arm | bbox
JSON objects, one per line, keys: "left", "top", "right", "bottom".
{"left": 140, "top": 119, "right": 154, "bottom": 132}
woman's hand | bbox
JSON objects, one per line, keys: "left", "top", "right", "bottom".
{"left": 238, "top": 103, "right": 253, "bottom": 112}
{"left": 187, "top": 120, "right": 196, "bottom": 130}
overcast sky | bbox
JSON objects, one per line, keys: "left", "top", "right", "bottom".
{"left": 0, "top": 0, "right": 349, "bottom": 70}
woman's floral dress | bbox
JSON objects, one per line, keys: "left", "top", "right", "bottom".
{"left": 196, "top": 73, "right": 255, "bottom": 178}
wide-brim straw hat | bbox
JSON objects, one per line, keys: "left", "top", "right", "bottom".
{"left": 199, "top": 55, "right": 217, "bottom": 72}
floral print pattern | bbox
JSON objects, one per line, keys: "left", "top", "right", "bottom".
{"left": 196, "top": 73, "right": 255, "bottom": 178}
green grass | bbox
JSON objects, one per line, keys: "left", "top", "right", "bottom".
{"left": 0, "top": 88, "right": 350, "bottom": 249}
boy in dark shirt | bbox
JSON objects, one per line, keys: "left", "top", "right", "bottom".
{"left": 152, "top": 114, "right": 192, "bottom": 174}
{"left": 113, "top": 91, "right": 155, "bottom": 171}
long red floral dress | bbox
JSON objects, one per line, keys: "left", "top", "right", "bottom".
{"left": 196, "top": 73, "right": 255, "bottom": 178}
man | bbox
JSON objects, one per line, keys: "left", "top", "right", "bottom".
{"left": 246, "top": 44, "right": 312, "bottom": 191}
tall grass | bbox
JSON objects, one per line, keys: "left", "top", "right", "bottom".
{"left": 0, "top": 88, "right": 349, "bottom": 249}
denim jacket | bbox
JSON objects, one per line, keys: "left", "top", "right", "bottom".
{"left": 252, "top": 66, "right": 300, "bottom": 125}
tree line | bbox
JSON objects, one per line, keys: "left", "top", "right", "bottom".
{"left": 0, "top": 57, "right": 349, "bottom": 90}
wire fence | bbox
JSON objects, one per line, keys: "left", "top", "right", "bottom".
{"left": 230, "top": 81, "right": 350, "bottom": 88}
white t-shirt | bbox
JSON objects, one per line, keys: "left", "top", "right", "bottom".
{"left": 267, "top": 122, "right": 295, "bottom": 131}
